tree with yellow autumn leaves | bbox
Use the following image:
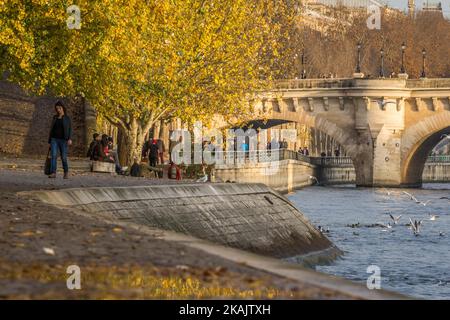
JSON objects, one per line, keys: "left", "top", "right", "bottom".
{"left": 0, "top": 0, "right": 300, "bottom": 164}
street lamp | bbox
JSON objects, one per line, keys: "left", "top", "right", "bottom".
{"left": 400, "top": 42, "right": 406, "bottom": 74}
{"left": 301, "top": 49, "right": 306, "bottom": 79}
{"left": 356, "top": 42, "right": 362, "bottom": 73}
{"left": 379, "top": 48, "right": 385, "bottom": 78}
{"left": 421, "top": 48, "right": 426, "bottom": 78}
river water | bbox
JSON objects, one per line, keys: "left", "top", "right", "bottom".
{"left": 288, "top": 183, "right": 450, "bottom": 299}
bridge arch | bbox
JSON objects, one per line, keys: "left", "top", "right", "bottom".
{"left": 401, "top": 112, "right": 450, "bottom": 187}
{"left": 241, "top": 115, "right": 359, "bottom": 157}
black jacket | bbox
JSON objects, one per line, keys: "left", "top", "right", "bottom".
{"left": 48, "top": 115, "right": 72, "bottom": 143}
{"left": 87, "top": 141, "right": 98, "bottom": 159}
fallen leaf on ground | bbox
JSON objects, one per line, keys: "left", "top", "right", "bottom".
{"left": 113, "top": 228, "right": 122, "bottom": 233}
{"left": 20, "top": 231, "right": 35, "bottom": 237}
{"left": 43, "top": 247, "right": 55, "bottom": 255}
{"left": 176, "top": 265, "right": 189, "bottom": 271}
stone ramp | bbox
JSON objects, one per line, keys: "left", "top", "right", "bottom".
{"left": 22, "top": 183, "right": 340, "bottom": 263}
{"left": 17, "top": 182, "right": 410, "bottom": 299}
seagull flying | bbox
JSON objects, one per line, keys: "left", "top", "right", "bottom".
{"left": 409, "top": 218, "right": 423, "bottom": 236}
{"left": 375, "top": 100, "right": 397, "bottom": 108}
{"left": 403, "top": 191, "right": 418, "bottom": 202}
{"left": 389, "top": 214, "right": 402, "bottom": 225}
{"left": 402, "top": 191, "right": 431, "bottom": 206}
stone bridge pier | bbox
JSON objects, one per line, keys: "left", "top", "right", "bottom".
{"left": 254, "top": 78, "right": 450, "bottom": 187}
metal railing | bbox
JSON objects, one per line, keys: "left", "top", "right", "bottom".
{"left": 180, "top": 150, "right": 450, "bottom": 166}
{"left": 187, "top": 149, "right": 311, "bottom": 166}
{"left": 272, "top": 78, "right": 450, "bottom": 91}
{"left": 274, "top": 79, "right": 353, "bottom": 90}
{"left": 310, "top": 156, "right": 353, "bottom": 166}
{"left": 427, "top": 155, "right": 450, "bottom": 163}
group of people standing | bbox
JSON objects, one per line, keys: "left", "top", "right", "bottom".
{"left": 298, "top": 146, "right": 310, "bottom": 156}
{"left": 319, "top": 149, "right": 341, "bottom": 158}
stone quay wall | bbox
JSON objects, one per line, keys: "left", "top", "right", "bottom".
{"left": 27, "top": 183, "right": 339, "bottom": 264}
{"left": 214, "top": 160, "right": 318, "bottom": 193}
{"left": 423, "top": 163, "right": 450, "bottom": 183}
{"left": 0, "top": 81, "right": 89, "bottom": 157}
{"left": 319, "top": 163, "right": 450, "bottom": 185}
{"left": 214, "top": 160, "right": 450, "bottom": 189}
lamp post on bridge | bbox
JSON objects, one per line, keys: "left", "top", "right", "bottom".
{"left": 399, "top": 42, "right": 408, "bottom": 79}
{"left": 300, "top": 49, "right": 306, "bottom": 79}
{"left": 353, "top": 42, "right": 364, "bottom": 78}
{"left": 379, "top": 48, "right": 385, "bottom": 78}
{"left": 356, "top": 42, "right": 362, "bottom": 73}
{"left": 421, "top": 48, "right": 427, "bottom": 79}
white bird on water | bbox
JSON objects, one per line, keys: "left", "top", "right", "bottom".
{"left": 378, "top": 222, "right": 393, "bottom": 230}
{"left": 309, "top": 176, "right": 320, "bottom": 185}
{"left": 381, "top": 187, "right": 392, "bottom": 196}
{"left": 428, "top": 214, "right": 439, "bottom": 221}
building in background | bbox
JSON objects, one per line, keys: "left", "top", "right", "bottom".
{"left": 422, "top": 1, "right": 443, "bottom": 16}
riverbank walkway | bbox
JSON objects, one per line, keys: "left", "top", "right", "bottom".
{"left": 0, "top": 163, "right": 409, "bottom": 300}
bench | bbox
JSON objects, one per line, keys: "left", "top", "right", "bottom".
{"left": 91, "top": 161, "right": 116, "bottom": 174}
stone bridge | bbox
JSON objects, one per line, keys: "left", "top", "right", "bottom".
{"left": 251, "top": 78, "right": 450, "bottom": 187}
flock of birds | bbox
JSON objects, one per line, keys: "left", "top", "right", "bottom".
{"left": 316, "top": 188, "right": 449, "bottom": 238}
{"left": 380, "top": 190, "right": 448, "bottom": 237}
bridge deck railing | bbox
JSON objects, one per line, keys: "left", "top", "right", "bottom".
{"left": 191, "top": 149, "right": 311, "bottom": 165}
{"left": 272, "top": 78, "right": 450, "bottom": 91}
{"left": 427, "top": 155, "right": 450, "bottom": 163}
{"left": 183, "top": 150, "right": 450, "bottom": 166}
{"left": 309, "top": 156, "right": 353, "bottom": 166}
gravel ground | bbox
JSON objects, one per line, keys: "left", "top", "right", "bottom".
{"left": 0, "top": 168, "right": 352, "bottom": 299}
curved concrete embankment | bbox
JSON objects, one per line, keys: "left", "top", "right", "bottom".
{"left": 24, "top": 183, "right": 340, "bottom": 264}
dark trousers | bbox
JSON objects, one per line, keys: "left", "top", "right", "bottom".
{"left": 50, "top": 138, "right": 69, "bottom": 173}
{"left": 149, "top": 157, "right": 157, "bottom": 167}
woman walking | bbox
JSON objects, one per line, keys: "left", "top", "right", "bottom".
{"left": 48, "top": 101, "right": 72, "bottom": 179}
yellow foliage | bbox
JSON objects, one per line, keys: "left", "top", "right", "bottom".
{"left": 1, "top": 0, "right": 300, "bottom": 162}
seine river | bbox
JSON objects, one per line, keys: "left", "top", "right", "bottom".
{"left": 288, "top": 184, "right": 450, "bottom": 299}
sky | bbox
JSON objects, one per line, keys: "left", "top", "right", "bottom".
{"left": 386, "top": 0, "right": 450, "bottom": 16}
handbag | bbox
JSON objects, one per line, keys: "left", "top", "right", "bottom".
{"left": 44, "top": 148, "right": 51, "bottom": 175}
